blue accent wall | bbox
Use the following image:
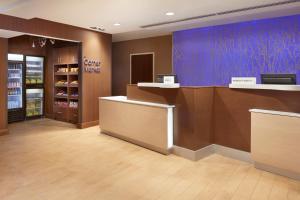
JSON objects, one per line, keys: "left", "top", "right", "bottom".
{"left": 173, "top": 15, "right": 300, "bottom": 86}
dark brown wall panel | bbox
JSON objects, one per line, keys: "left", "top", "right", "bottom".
{"left": 0, "top": 38, "right": 8, "bottom": 135}
{"left": 8, "top": 35, "right": 47, "bottom": 56}
{"left": 174, "top": 88, "right": 214, "bottom": 150}
{"left": 127, "top": 84, "right": 178, "bottom": 105}
{"left": 81, "top": 33, "right": 112, "bottom": 126}
{"left": 112, "top": 35, "right": 172, "bottom": 96}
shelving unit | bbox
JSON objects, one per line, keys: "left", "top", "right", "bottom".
{"left": 53, "top": 62, "right": 79, "bottom": 124}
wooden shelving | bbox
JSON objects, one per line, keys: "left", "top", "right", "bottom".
{"left": 53, "top": 46, "right": 79, "bottom": 124}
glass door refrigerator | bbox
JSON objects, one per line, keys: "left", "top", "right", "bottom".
{"left": 25, "top": 56, "right": 45, "bottom": 119}
{"left": 7, "top": 54, "right": 25, "bottom": 123}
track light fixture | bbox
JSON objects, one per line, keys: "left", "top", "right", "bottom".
{"left": 31, "top": 37, "right": 56, "bottom": 48}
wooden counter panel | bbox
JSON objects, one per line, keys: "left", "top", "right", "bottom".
{"left": 99, "top": 99, "right": 171, "bottom": 154}
{"left": 251, "top": 112, "right": 300, "bottom": 178}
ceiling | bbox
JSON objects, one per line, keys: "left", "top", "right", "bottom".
{"left": 0, "top": 29, "right": 23, "bottom": 38}
{"left": 0, "top": 0, "right": 300, "bottom": 42}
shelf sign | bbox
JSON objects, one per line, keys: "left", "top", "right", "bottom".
{"left": 83, "top": 57, "right": 101, "bottom": 73}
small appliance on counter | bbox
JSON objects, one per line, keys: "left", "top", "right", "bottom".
{"left": 156, "top": 74, "right": 178, "bottom": 84}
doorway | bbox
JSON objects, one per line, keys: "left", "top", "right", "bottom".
{"left": 130, "top": 53, "right": 154, "bottom": 84}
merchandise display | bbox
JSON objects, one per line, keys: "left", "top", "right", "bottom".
{"left": 56, "top": 80, "right": 68, "bottom": 85}
{"left": 56, "top": 67, "right": 68, "bottom": 73}
{"left": 55, "top": 100, "right": 68, "bottom": 108}
{"left": 56, "top": 89, "right": 68, "bottom": 96}
{"left": 69, "top": 101, "right": 78, "bottom": 108}
{"left": 69, "top": 80, "right": 78, "bottom": 85}
{"left": 70, "top": 67, "right": 79, "bottom": 73}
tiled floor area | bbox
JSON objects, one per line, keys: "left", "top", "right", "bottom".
{"left": 0, "top": 119, "right": 299, "bottom": 200}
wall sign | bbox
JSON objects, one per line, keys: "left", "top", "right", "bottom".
{"left": 83, "top": 56, "right": 101, "bottom": 73}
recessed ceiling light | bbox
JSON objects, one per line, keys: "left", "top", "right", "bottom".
{"left": 165, "top": 12, "right": 175, "bottom": 16}
{"left": 113, "top": 23, "right": 121, "bottom": 26}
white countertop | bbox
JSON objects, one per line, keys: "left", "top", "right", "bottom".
{"left": 229, "top": 84, "right": 300, "bottom": 91}
{"left": 100, "top": 96, "right": 175, "bottom": 108}
{"left": 250, "top": 109, "right": 300, "bottom": 118}
{"left": 137, "top": 82, "right": 180, "bottom": 88}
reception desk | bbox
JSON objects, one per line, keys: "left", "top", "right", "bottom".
{"left": 99, "top": 96, "right": 174, "bottom": 154}
{"left": 126, "top": 84, "right": 300, "bottom": 153}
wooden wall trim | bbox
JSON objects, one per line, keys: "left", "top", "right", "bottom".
{"left": 0, "top": 38, "right": 8, "bottom": 134}
{"left": 0, "top": 129, "right": 9, "bottom": 136}
{"left": 78, "top": 120, "right": 99, "bottom": 129}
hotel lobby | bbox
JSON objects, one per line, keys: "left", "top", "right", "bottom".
{"left": 0, "top": 0, "right": 300, "bottom": 199}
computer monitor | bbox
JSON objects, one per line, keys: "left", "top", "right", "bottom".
{"left": 261, "top": 74, "right": 296, "bottom": 85}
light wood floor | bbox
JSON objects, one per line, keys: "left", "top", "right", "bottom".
{"left": 0, "top": 119, "right": 299, "bottom": 200}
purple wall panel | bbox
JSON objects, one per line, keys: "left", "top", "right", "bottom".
{"left": 173, "top": 15, "right": 300, "bottom": 86}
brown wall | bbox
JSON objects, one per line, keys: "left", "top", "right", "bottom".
{"left": 112, "top": 35, "right": 172, "bottom": 96}
{"left": 8, "top": 35, "right": 47, "bottom": 56}
{"left": 0, "top": 38, "right": 8, "bottom": 135}
{"left": 127, "top": 85, "right": 300, "bottom": 152}
{"left": 0, "top": 14, "right": 112, "bottom": 128}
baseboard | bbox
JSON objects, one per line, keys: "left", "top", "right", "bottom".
{"left": 172, "top": 144, "right": 252, "bottom": 163}
{"left": 213, "top": 144, "right": 253, "bottom": 164}
{"left": 78, "top": 120, "right": 99, "bottom": 129}
{"left": 254, "top": 162, "right": 300, "bottom": 181}
{"left": 44, "top": 113, "right": 54, "bottom": 119}
{"left": 0, "top": 128, "right": 9, "bottom": 136}
{"left": 172, "top": 145, "right": 214, "bottom": 161}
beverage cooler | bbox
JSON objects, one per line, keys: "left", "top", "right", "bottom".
{"left": 7, "top": 54, "right": 25, "bottom": 123}
{"left": 25, "top": 56, "right": 45, "bottom": 118}
{"left": 26, "top": 89, "right": 44, "bottom": 118}
{"left": 7, "top": 54, "right": 45, "bottom": 122}
{"left": 25, "top": 56, "right": 44, "bottom": 86}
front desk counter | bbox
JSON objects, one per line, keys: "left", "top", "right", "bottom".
{"left": 250, "top": 109, "right": 300, "bottom": 180}
{"left": 99, "top": 96, "right": 174, "bottom": 155}
{"left": 126, "top": 84, "right": 300, "bottom": 153}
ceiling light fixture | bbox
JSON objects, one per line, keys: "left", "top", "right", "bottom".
{"left": 113, "top": 23, "right": 121, "bottom": 26}
{"left": 165, "top": 12, "right": 175, "bottom": 16}
{"left": 90, "top": 26, "right": 97, "bottom": 30}
{"left": 49, "top": 39, "right": 56, "bottom": 45}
